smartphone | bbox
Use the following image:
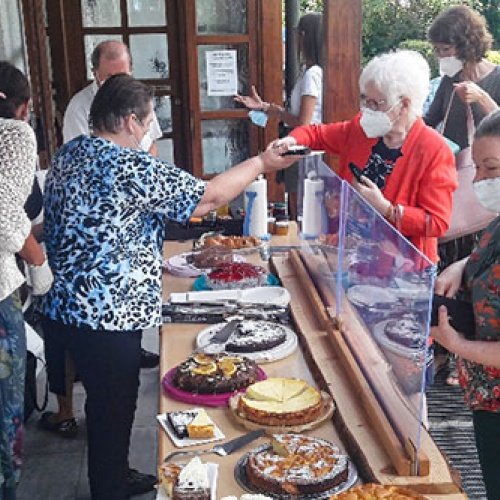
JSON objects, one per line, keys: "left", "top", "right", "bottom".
{"left": 280, "top": 145, "right": 311, "bottom": 156}
{"left": 431, "top": 294, "right": 476, "bottom": 340}
{"left": 348, "top": 162, "right": 364, "bottom": 183}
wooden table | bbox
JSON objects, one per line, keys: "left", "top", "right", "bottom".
{"left": 158, "top": 228, "right": 348, "bottom": 498}
{"left": 158, "top": 227, "right": 466, "bottom": 499}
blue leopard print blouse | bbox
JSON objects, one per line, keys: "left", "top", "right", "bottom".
{"left": 43, "top": 135, "right": 206, "bottom": 331}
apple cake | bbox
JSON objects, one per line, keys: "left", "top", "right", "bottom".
{"left": 159, "top": 457, "right": 210, "bottom": 499}
{"left": 238, "top": 378, "right": 322, "bottom": 426}
{"left": 172, "top": 352, "right": 259, "bottom": 394}
{"left": 330, "top": 483, "right": 426, "bottom": 499}
{"left": 246, "top": 433, "right": 349, "bottom": 496}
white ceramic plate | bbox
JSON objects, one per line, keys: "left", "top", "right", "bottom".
{"left": 163, "top": 252, "right": 245, "bottom": 277}
{"left": 157, "top": 408, "right": 225, "bottom": 448}
{"left": 347, "top": 285, "right": 398, "bottom": 308}
{"left": 196, "top": 321, "right": 298, "bottom": 363}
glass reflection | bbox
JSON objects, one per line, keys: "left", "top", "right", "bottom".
{"left": 84, "top": 34, "right": 123, "bottom": 79}
{"left": 196, "top": 0, "right": 247, "bottom": 34}
{"left": 81, "top": 0, "right": 121, "bottom": 27}
{"left": 201, "top": 120, "right": 249, "bottom": 175}
{"left": 198, "top": 45, "right": 249, "bottom": 111}
{"left": 154, "top": 96, "right": 172, "bottom": 134}
{"left": 127, "top": 0, "right": 166, "bottom": 27}
{"left": 129, "top": 34, "right": 169, "bottom": 79}
{"left": 156, "top": 138, "right": 174, "bottom": 163}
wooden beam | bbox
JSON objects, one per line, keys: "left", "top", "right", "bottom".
{"left": 323, "top": 0, "right": 362, "bottom": 170}
{"left": 259, "top": 0, "right": 283, "bottom": 202}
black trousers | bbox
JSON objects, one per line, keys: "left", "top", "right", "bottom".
{"left": 42, "top": 318, "right": 142, "bottom": 500}
{"left": 473, "top": 410, "right": 500, "bottom": 500}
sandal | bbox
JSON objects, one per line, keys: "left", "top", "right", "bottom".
{"left": 38, "top": 411, "right": 78, "bottom": 438}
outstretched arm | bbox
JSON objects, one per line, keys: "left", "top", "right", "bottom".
{"left": 193, "top": 142, "right": 297, "bottom": 217}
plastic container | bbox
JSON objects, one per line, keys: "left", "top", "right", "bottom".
{"left": 275, "top": 220, "right": 289, "bottom": 236}
{"left": 267, "top": 217, "right": 276, "bottom": 235}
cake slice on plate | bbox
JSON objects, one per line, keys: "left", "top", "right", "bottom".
{"left": 187, "top": 409, "right": 215, "bottom": 439}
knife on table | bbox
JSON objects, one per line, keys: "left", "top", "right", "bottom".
{"left": 163, "top": 428, "right": 266, "bottom": 462}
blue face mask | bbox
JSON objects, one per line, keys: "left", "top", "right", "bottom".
{"left": 248, "top": 110, "right": 268, "bottom": 128}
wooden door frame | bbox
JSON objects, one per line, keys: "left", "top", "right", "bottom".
{"left": 22, "top": 0, "right": 58, "bottom": 166}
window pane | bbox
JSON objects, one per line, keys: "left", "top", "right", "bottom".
{"left": 156, "top": 138, "right": 174, "bottom": 163}
{"left": 198, "top": 45, "right": 248, "bottom": 111}
{"left": 84, "top": 34, "right": 123, "bottom": 79}
{"left": 0, "top": 1, "right": 27, "bottom": 72}
{"left": 81, "top": 0, "right": 121, "bottom": 27}
{"left": 154, "top": 96, "right": 172, "bottom": 134}
{"left": 201, "top": 120, "right": 249, "bottom": 175}
{"left": 127, "top": 0, "right": 166, "bottom": 27}
{"left": 129, "top": 34, "right": 169, "bottom": 79}
{"left": 196, "top": 0, "right": 247, "bottom": 34}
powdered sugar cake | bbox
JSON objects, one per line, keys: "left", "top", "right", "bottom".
{"left": 246, "top": 434, "right": 349, "bottom": 496}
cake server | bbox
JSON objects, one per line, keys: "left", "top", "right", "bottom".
{"left": 209, "top": 318, "right": 240, "bottom": 345}
{"left": 163, "top": 428, "right": 265, "bottom": 462}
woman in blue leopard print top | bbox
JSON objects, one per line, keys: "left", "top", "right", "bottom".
{"left": 41, "top": 74, "right": 296, "bottom": 500}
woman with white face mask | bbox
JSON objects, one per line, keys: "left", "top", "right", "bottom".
{"left": 272, "top": 50, "right": 457, "bottom": 262}
{"left": 425, "top": 5, "right": 499, "bottom": 266}
{"left": 432, "top": 109, "right": 500, "bottom": 499}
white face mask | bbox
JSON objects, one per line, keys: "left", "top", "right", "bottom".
{"left": 139, "top": 130, "right": 153, "bottom": 152}
{"left": 360, "top": 108, "right": 393, "bottom": 138}
{"left": 473, "top": 177, "right": 500, "bottom": 213}
{"left": 439, "top": 56, "right": 463, "bottom": 77}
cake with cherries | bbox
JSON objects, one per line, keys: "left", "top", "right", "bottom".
{"left": 330, "top": 483, "right": 425, "bottom": 499}
{"left": 238, "top": 378, "right": 322, "bottom": 426}
{"left": 205, "top": 262, "right": 267, "bottom": 290}
{"left": 172, "top": 352, "right": 259, "bottom": 394}
{"left": 384, "top": 315, "right": 424, "bottom": 349}
{"left": 159, "top": 457, "right": 210, "bottom": 499}
{"left": 246, "top": 433, "right": 348, "bottom": 496}
{"left": 223, "top": 320, "right": 288, "bottom": 353}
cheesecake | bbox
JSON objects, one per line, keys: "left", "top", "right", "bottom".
{"left": 187, "top": 409, "right": 215, "bottom": 439}
{"left": 238, "top": 378, "right": 322, "bottom": 426}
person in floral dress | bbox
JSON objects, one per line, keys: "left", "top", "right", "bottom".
{"left": 0, "top": 61, "right": 53, "bottom": 500}
{"left": 432, "top": 109, "right": 500, "bottom": 499}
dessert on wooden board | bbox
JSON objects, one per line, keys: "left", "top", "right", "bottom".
{"left": 237, "top": 378, "right": 322, "bottom": 426}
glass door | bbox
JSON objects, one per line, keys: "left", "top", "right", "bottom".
{"left": 47, "top": 0, "right": 183, "bottom": 164}
{"left": 80, "top": 0, "right": 178, "bottom": 163}
{"left": 182, "top": 0, "right": 259, "bottom": 178}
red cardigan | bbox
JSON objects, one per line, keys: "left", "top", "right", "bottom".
{"left": 290, "top": 114, "right": 458, "bottom": 262}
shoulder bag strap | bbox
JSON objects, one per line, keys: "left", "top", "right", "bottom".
{"left": 465, "top": 102, "right": 475, "bottom": 147}
{"left": 440, "top": 87, "right": 456, "bottom": 134}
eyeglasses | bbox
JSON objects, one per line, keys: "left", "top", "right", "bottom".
{"left": 133, "top": 115, "right": 152, "bottom": 131}
{"left": 432, "top": 44, "right": 456, "bottom": 57}
{"left": 359, "top": 95, "right": 388, "bottom": 112}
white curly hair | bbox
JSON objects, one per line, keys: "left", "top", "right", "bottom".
{"left": 359, "top": 50, "right": 430, "bottom": 123}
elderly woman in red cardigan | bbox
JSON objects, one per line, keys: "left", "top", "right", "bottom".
{"left": 274, "top": 50, "right": 457, "bottom": 263}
